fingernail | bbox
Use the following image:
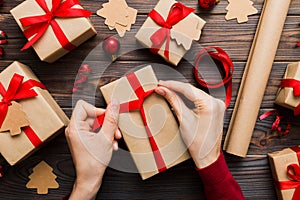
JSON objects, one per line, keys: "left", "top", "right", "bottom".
{"left": 156, "top": 88, "right": 165, "bottom": 96}
{"left": 117, "top": 129, "right": 122, "bottom": 137}
{"left": 111, "top": 98, "right": 119, "bottom": 112}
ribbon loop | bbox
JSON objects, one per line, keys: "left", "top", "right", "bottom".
{"left": 193, "top": 46, "right": 234, "bottom": 108}
{"left": 280, "top": 78, "right": 300, "bottom": 116}
{"left": 148, "top": 2, "right": 194, "bottom": 60}
{"left": 93, "top": 72, "right": 167, "bottom": 172}
{"left": 19, "top": 0, "right": 92, "bottom": 51}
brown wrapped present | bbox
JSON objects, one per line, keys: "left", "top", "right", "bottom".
{"left": 0, "top": 61, "right": 69, "bottom": 165}
{"left": 135, "top": 0, "right": 205, "bottom": 66}
{"left": 10, "top": 0, "right": 97, "bottom": 63}
{"left": 95, "top": 65, "right": 190, "bottom": 179}
{"left": 268, "top": 146, "right": 300, "bottom": 200}
{"left": 275, "top": 62, "right": 300, "bottom": 115}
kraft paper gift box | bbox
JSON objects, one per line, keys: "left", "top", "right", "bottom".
{"left": 135, "top": 0, "right": 206, "bottom": 66}
{"left": 0, "top": 61, "right": 69, "bottom": 165}
{"left": 268, "top": 147, "right": 300, "bottom": 200}
{"left": 275, "top": 62, "right": 300, "bottom": 114}
{"left": 10, "top": 0, "right": 97, "bottom": 63}
{"left": 98, "top": 65, "right": 190, "bottom": 179}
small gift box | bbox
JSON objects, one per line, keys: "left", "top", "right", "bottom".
{"left": 0, "top": 61, "right": 69, "bottom": 165}
{"left": 275, "top": 62, "right": 300, "bottom": 115}
{"left": 10, "top": 0, "right": 97, "bottom": 63}
{"left": 93, "top": 65, "right": 190, "bottom": 179}
{"left": 268, "top": 146, "right": 300, "bottom": 200}
{"left": 135, "top": 0, "right": 206, "bottom": 66}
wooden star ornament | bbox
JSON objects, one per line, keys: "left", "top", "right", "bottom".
{"left": 97, "top": 0, "right": 137, "bottom": 37}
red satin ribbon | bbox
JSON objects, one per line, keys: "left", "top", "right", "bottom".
{"left": 276, "top": 147, "right": 300, "bottom": 200}
{"left": 19, "top": 0, "right": 92, "bottom": 51}
{"left": 148, "top": 2, "right": 194, "bottom": 60}
{"left": 93, "top": 72, "right": 167, "bottom": 172}
{"left": 259, "top": 110, "right": 291, "bottom": 136}
{"left": 280, "top": 79, "right": 300, "bottom": 116}
{"left": 194, "top": 46, "right": 234, "bottom": 108}
{"left": 72, "top": 64, "right": 91, "bottom": 93}
{"left": 0, "top": 73, "right": 46, "bottom": 147}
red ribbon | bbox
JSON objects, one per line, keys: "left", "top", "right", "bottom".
{"left": 0, "top": 73, "right": 46, "bottom": 147}
{"left": 193, "top": 46, "right": 234, "bottom": 108}
{"left": 280, "top": 79, "right": 300, "bottom": 116}
{"left": 19, "top": 0, "right": 92, "bottom": 51}
{"left": 148, "top": 2, "right": 194, "bottom": 60}
{"left": 93, "top": 72, "right": 167, "bottom": 172}
{"left": 259, "top": 110, "right": 291, "bottom": 136}
{"left": 276, "top": 146, "right": 300, "bottom": 200}
{"left": 72, "top": 64, "right": 91, "bottom": 93}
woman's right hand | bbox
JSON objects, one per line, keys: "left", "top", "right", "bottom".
{"left": 155, "top": 81, "right": 225, "bottom": 168}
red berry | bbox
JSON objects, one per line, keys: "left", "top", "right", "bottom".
{"left": 102, "top": 36, "right": 120, "bottom": 55}
{"left": 0, "top": 47, "right": 3, "bottom": 56}
{"left": 0, "top": 30, "right": 7, "bottom": 45}
{"left": 199, "top": 0, "right": 219, "bottom": 9}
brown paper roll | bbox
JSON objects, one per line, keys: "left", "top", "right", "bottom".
{"left": 223, "top": 0, "right": 291, "bottom": 157}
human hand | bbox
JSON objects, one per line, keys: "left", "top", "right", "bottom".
{"left": 155, "top": 81, "right": 225, "bottom": 169}
{"left": 65, "top": 100, "right": 121, "bottom": 200}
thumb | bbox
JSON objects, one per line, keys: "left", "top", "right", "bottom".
{"left": 155, "top": 86, "right": 190, "bottom": 123}
{"left": 100, "top": 99, "right": 120, "bottom": 141}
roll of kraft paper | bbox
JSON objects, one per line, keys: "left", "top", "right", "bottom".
{"left": 223, "top": 0, "right": 291, "bottom": 157}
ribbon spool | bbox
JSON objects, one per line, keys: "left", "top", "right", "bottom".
{"left": 194, "top": 46, "right": 234, "bottom": 108}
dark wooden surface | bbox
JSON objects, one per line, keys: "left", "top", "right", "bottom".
{"left": 1, "top": 0, "right": 300, "bottom": 199}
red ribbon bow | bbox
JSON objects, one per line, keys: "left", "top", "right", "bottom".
{"left": 148, "top": 2, "right": 194, "bottom": 60}
{"left": 280, "top": 79, "right": 300, "bottom": 116}
{"left": 0, "top": 73, "right": 46, "bottom": 147}
{"left": 276, "top": 146, "right": 300, "bottom": 200}
{"left": 19, "top": 0, "right": 92, "bottom": 51}
{"left": 93, "top": 72, "right": 167, "bottom": 172}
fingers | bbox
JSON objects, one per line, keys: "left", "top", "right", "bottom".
{"left": 155, "top": 86, "right": 190, "bottom": 122}
{"left": 115, "top": 129, "right": 122, "bottom": 139}
{"left": 158, "top": 80, "right": 211, "bottom": 102}
{"left": 100, "top": 99, "right": 120, "bottom": 141}
{"left": 73, "top": 100, "right": 105, "bottom": 122}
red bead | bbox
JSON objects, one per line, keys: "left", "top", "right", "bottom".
{"left": 102, "top": 36, "right": 120, "bottom": 55}
{"left": 0, "top": 0, "right": 3, "bottom": 6}
{"left": 0, "top": 30, "right": 7, "bottom": 45}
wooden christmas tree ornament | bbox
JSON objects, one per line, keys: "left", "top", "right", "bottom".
{"left": 97, "top": 0, "right": 137, "bottom": 37}
{"left": 0, "top": 101, "right": 30, "bottom": 136}
{"left": 225, "top": 0, "right": 258, "bottom": 23}
{"left": 26, "top": 161, "right": 59, "bottom": 194}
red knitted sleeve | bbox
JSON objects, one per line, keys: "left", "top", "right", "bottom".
{"left": 197, "top": 152, "right": 245, "bottom": 200}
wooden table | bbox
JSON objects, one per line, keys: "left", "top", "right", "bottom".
{"left": 1, "top": 0, "right": 300, "bottom": 199}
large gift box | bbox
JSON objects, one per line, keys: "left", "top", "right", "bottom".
{"left": 94, "top": 66, "right": 190, "bottom": 179}
{"left": 275, "top": 62, "right": 300, "bottom": 116}
{"left": 0, "top": 61, "right": 69, "bottom": 165}
{"left": 10, "top": 0, "right": 97, "bottom": 63}
{"left": 135, "top": 0, "right": 206, "bottom": 66}
{"left": 268, "top": 146, "right": 300, "bottom": 200}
